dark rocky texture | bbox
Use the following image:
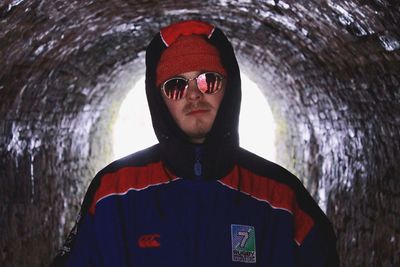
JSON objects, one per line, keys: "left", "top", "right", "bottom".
{"left": 1, "top": 1, "right": 399, "bottom": 266}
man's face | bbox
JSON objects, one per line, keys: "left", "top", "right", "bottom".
{"left": 161, "top": 70, "right": 226, "bottom": 143}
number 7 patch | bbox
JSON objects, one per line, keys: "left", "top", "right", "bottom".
{"left": 231, "top": 224, "right": 256, "bottom": 263}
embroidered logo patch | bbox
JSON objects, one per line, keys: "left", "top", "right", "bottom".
{"left": 231, "top": 224, "right": 256, "bottom": 263}
{"left": 138, "top": 234, "right": 161, "bottom": 248}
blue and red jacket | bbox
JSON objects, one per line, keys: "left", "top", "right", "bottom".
{"left": 52, "top": 20, "right": 338, "bottom": 266}
{"left": 54, "top": 145, "right": 338, "bottom": 266}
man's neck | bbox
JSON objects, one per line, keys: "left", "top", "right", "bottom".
{"left": 188, "top": 137, "right": 205, "bottom": 144}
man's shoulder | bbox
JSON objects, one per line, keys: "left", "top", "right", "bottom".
{"left": 87, "top": 144, "right": 163, "bottom": 198}
{"left": 87, "top": 144, "right": 173, "bottom": 215}
{"left": 237, "top": 149, "right": 332, "bottom": 240}
{"left": 234, "top": 147, "right": 328, "bottom": 225}
{"left": 235, "top": 147, "right": 299, "bottom": 186}
{"left": 100, "top": 144, "right": 161, "bottom": 175}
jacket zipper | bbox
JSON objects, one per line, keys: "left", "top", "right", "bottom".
{"left": 194, "top": 146, "right": 202, "bottom": 179}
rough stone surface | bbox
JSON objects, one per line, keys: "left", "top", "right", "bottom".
{"left": 1, "top": 1, "right": 399, "bottom": 266}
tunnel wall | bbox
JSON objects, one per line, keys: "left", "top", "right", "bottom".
{"left": 1, "top": 1, "right": 400, "bottom": 266}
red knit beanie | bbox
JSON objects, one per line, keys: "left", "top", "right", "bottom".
{"left": 156, "top": 34, "right": 227, "bottom": 87}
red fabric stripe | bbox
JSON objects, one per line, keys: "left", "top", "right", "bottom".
{"left": 89, "top": 162, "right": 177, "bottom": 214}
{"left": 219, "top": 165, "right": 314, "bottom": 245}
{"left": 160, "top": 20, "right": 214, "bottom": 46}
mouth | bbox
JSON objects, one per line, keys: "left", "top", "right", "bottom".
{"left": 187, "top": 109, "right": 209, "bottom": 115}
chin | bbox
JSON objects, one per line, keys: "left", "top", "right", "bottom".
{"left": 186, "top": 129, "right": 209, "bottom": 142}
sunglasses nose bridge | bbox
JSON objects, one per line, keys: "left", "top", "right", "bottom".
{"left": 186, "top": 76, "right": 203, "bottom": 99}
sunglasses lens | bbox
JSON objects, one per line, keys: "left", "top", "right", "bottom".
{"left": 163, "top": 78, "right": 188, "bottom": 100}
{"left": 162, "top": 72, "right": 224, "bottom": 100}
{"left": 197, "top": 73, "right": 223, "bottom": 94}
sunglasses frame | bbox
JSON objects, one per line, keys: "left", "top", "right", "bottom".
{"left": 161, "top": 72, "right": 225, "bottom": 100}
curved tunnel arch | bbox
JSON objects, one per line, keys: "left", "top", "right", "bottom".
{"left": 1, "top": 1, "right": 399, "bottom": 266}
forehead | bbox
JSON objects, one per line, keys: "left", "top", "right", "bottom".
{"left": 169, "top": 70, "right": 206, "bottom": 79}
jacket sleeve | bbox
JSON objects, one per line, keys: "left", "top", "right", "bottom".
{"left": 51, "top": 211, "right": 101, "bottom": 267}
{"left": 51, "top": 174, "right": 103, "bottom": 267}
{"left": 296, "top": 217, "right": 340, "bottom": 267}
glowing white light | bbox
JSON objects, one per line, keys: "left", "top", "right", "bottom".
{"left": 239, "top": 75, "right": 276, "bottom": 161}
{"left": 113, "top": 76, "right": 156, "bottom": 159}
{"left": 113, "top": 74, "right": 276, "bottom": 161}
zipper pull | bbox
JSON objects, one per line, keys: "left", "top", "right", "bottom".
{"left": 194, "top": 146, "right": 202, "bottom": 178}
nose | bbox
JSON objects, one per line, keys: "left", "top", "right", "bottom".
{"left": 186, "top": 79, "right": 202, "bottom": 101}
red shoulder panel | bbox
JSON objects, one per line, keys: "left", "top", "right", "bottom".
{"left": 89, "top": 162, "right": 178, "bottom": 214}
{"left": 218, "top": 165, "right": 314, "bottom": 245}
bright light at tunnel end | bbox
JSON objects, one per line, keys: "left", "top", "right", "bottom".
{"left": 113, "top": 73, "right": 276, "bottom": 162}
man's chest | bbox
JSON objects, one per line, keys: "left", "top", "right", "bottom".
{"left": 93, "top": 184, "right": 296, "bottom": 266}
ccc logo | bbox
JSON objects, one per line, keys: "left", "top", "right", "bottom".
{"left": 138, "top": 234, "right": 161, "bottom": 248}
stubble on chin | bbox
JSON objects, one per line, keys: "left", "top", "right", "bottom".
{"left": 184, "top": 111, "right": 217, "bottom": 142}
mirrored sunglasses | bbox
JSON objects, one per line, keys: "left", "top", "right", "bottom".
{"left": 161, "top": 72, "right": 225, "bottom": 100}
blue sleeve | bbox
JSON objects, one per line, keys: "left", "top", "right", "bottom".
{"left": 65, "top": 213, "right": 100, "bottom": 267}
{"left": 52, "top": 173, "right": 104, "bottom": 267}
{"left": 51, "top": 212, "right": 101, "bottom": 267}
{"left": 296, "top": 223, "right": 339, "bottom": 267}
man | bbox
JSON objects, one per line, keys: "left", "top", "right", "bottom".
{"left": 52, "top": 20, "right": 339, "bottom": 266}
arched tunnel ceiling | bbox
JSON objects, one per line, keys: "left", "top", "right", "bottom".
{"left": 0, "top": 1, "right": 399, "bottom": 266}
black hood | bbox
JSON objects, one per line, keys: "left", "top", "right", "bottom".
{"left": 145, "top": 21, "right": 241, "bottom": 180}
